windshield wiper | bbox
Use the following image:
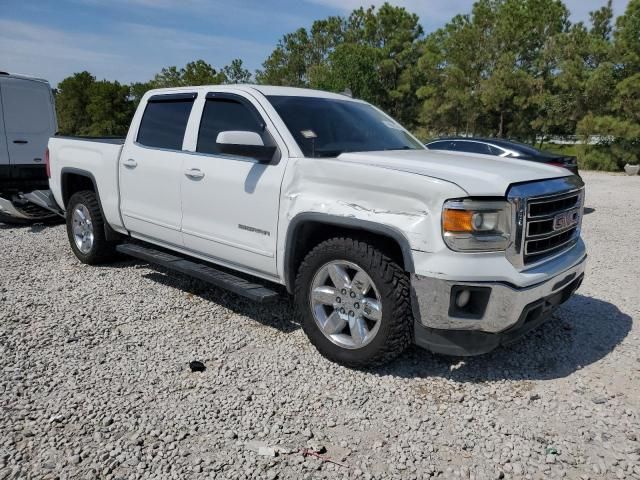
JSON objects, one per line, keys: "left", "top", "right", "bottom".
{"left": 382, "top": 146, "right": 414, "bottom": 151}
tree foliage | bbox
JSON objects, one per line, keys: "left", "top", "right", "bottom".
{"left": 56, "top": 58, "right": 251, "bottom": 135}
{"left": 257, "top": 4, "right": 423, "bottom": 126}
{"left": 54, "top": 0, "right": 640, "bottom": 170}
{"left": 577, "top": 0, "right": 640, "bottom": 169}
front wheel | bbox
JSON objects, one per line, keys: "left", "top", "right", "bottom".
{"left": 295, "top": 237, "right": 413, "bottom": 368}
{"left": 66, "top": 190, "right": 116, "bottom": 264}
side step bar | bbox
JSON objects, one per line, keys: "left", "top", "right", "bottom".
{"left": 116, "top": 243, "right": 279, "bottom": 303}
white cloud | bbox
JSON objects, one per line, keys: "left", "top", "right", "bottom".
{"left": 0, "top": 19, "right": 271, "bottom": 87}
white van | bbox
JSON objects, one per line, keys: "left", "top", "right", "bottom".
{"left": 0, "top": 72, "right": 58, "bottom": 222}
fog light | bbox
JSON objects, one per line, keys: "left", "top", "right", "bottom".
{"left": 456, "top": 289, "right": 471, "bottom": 308}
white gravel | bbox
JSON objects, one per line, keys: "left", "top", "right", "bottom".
{"left": 1, "top": 171, "right": 639, "bottom": 480}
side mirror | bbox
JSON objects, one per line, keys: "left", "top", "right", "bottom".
{"left": 216, "top": 131, "right": 276, "bottom": 163}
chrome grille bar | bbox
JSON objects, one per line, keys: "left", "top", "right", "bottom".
{"left": 507, "top": 176, "right": 585, "bottom": 269}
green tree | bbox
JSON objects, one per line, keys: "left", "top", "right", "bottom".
{"left": 614, "top": 0, "right": 640, "bottom": 76}
{"left": 130, "top": 81, "right": 154, "bottom": 107}
{"left": 256, "top": 28, "right": 314, "bottom": 86}
{"left": 416, "top": 13, "right": 485, "bottom": 136}
{"left": 151, "top": 60, "right": 225, "bottom": 87}
{"left": 55, "top": 72, "right": 134, "bottom": 136}
{"left": 55, "top": 71, "right": 95, "bottom": 135}
{"left": 223, "top": 59, "right": 252, "bottom": 84}
{"left": 578, "top": 0, "right": 640, "bottom": 170}
{"left": 257, "top": 4, "right": 423, "bottom": 126}
{"left": 85, "top": 80, "right": 134, "bottom": 136}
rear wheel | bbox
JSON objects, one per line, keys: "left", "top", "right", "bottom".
{"left": 295, "top": 237, "right": 413, "bottom": 368}
{"left": 66, "top": 190, "right": 116, "bottom": 264}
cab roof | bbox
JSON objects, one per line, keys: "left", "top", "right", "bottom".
{"left": 145, "top": 84, "right": 358, "bottom": 101}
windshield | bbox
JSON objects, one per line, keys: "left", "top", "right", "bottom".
{"left": 267, "top": 95, "right": 423, "bottom": 158}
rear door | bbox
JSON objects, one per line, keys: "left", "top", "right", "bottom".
{"left": 180, "top": 91, "right": 287, "bottom": 277}
{"left": 0, "top": 77, "right": 56, "bottom": 166}
{"left": 119, "top": 92, "right": 197, "bottom": 247}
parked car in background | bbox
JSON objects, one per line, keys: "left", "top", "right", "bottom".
{"left": 0, "top": 72, "right": 59, "bottom": 223}
{"left": 48, "top": 85, "right": 586, "bottom": 367}
{"left": 426, "top": 137, "right": 579, "bottom": 176}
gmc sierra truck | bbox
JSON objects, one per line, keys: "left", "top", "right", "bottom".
{"left": 47, "top": 85, "right": 586, "bottom": 367}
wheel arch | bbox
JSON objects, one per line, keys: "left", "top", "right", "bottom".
{"left": 60, "top": 167, "right": 100, "bottom": 208}
{"left": 283, "top": 213, "right": 415, "bottom": 294}
{"left": 61, "top": 167, "right": 120, "bottom": 241}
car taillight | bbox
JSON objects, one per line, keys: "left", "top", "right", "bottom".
{"left": 45, "top": 147, "right": 51, "bottom": 178}
{"left": 548, "top": 162, "right": 564, "bottom": 167}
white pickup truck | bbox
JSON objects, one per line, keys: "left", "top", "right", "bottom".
{"left": 48, "top": 85, "right": 586, "bottom": 367}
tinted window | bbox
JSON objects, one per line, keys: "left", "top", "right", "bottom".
{"left": 197, "top": 98, "right": 264, "bottom": 155}
{"left": 487, "top": 145, "right": 504, "bottom": 155}
{"left": 454, "top": 141, "right": 490, "bottom": 154}
{"left": 267, "top": 95, "right": 422, "bottom": 158}
{"left": 427, "top": 141, "right": 450, "bottom": 150}
{"left": 137, "top": 98, "right": 195, "bottom": 150}
{"left": 2, "top": 80, "right": 53, "bottom": 134}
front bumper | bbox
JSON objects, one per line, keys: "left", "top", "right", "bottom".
{"left": 411, "top": 254, "right": 586, "bottom": 356}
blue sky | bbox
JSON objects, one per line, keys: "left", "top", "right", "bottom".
{"left": 0, "top": 0, "right": 631, "bottom": 86}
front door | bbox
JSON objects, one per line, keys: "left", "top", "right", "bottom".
{"left": 119, "top": 93, "right": 197, "bottom": 246}
{"left": 180, "top": 92, "right": 287, "bottom": 277}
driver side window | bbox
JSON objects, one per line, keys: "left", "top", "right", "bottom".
{"left": 196, "top": 97, "right": 266, "bottom": 156}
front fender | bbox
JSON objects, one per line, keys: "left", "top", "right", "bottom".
{"left": 276, "top": 157, "right": 467, "bottom": 286}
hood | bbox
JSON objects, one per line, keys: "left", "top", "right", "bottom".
{"left": 337, "top": 149, "right": 571, "bottom": 196}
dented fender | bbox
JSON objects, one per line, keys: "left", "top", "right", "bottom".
{"left": 276, "top": 157, "right": 468, "bottom": 288}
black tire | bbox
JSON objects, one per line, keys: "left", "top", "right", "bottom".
{"left": 294, "top": 237, "right": 413, "bottom": 368}
{"left": 66, "top": 190, "right": 116, "bottom": 265}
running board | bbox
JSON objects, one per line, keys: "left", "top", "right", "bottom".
{"left": 116, "top": 243, "right": 279, "bottom": 303}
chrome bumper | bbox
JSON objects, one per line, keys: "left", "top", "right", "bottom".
{"left": 411, "top": 254, "right": 587, "bottom": 334}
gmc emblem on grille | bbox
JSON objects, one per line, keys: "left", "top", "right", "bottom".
{"left": 553, "top": 209, "right": 579, "bottom": 231}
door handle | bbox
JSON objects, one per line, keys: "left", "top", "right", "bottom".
{"left": 13, "top": 140, "right": 28, "bottom": 144}
{"left": 122, "top": 158, "right": 137, "bottom": 168}
{"left": 185, "top": 168, "right": 205, "bottom": 179}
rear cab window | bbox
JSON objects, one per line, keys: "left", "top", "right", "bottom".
{"left": 137, "top": 93, "right": 197, "bottom": 150}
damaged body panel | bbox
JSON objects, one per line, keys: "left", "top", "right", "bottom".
{"left": 277, "top": 155, "right": 467, "bottom": 257}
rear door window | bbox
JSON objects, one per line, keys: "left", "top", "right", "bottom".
{"left": 137, "top": 94, "right": 196, "bottom": 150}
{"left": 1, "top": 79, "right": 54, "bottom": 135}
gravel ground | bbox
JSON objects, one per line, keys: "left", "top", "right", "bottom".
{"left": 1, "top": 171, "right": 639, "bottom": 480}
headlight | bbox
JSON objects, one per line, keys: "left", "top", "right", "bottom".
{"left": 442, "top": 199, "right": 511, "bottom": 251}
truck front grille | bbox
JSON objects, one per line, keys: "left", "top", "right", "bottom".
{"left": 524, "top": 190, "right": 582, "bottom": 264}
{"left": 507, "top": 176, "right": 585, "bottom": 269}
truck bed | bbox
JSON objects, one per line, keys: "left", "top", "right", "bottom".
{"left": 48, "top": 135, "right": 125, "bottom": 230}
